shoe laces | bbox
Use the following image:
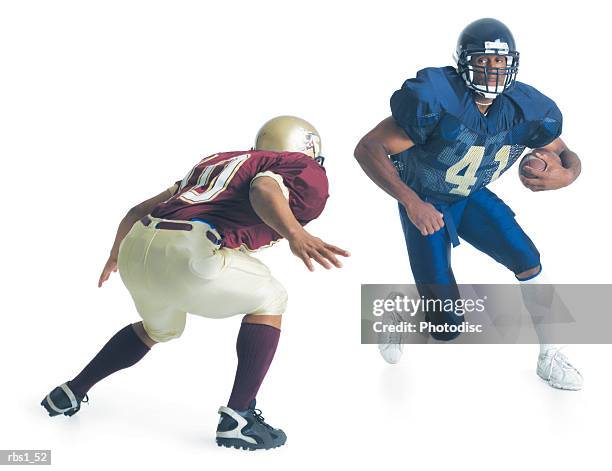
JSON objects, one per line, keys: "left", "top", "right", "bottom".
{"left": 543, "top": 346, "right": 574, "bottom": 382}
{"left": 252, "top": 408, "right": 273, "bottom": 429}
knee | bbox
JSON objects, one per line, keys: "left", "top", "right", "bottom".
{"left": 131, "top": 322, "right": 158, "bottom": 348}
{"left": 242, "top": 313, "right": 283, "bottom": 330}
{"left": 148, "top": 330, "right": 183, "bottom": 343}
{"left": 143, "top": 323, "right": 186, "bottom": 343}
{"left": 516, "top": 264, "right": 542, "bottom": 282}
{"left": 259, "top": 280, "right": 288, "bottom": 315}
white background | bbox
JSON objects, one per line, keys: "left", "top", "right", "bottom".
{"left": 1, "top": 0, "right": 610, "bottom": 469}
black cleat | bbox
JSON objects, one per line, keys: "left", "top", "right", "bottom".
{"left": 216, "top": 400, "right": 286, "bottom": 451}
{"left": 41, "top": 382, "right": 88, "bottom": 417}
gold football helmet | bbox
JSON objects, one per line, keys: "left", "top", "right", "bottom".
{"left": 254, "top": 115, "right": 324, "bottom": 165}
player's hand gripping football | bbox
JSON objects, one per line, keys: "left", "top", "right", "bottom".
{"left": 404, "top": 199, "right": 445, "bottom": 236}
{"left": 287, "top": 228, "right": 350, "bottom": 271}
{"left": 519, "top": 150, "right": 573, "bottom": 191}
{"left": 98, "top": 256, "right": 118, "bottom": 287}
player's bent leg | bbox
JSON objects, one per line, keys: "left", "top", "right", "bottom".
{"left": 458, "top": 192, "right": 583, "bottom": 390}
{"left": 398, "top": 203, "right": 464, "bottom": 343}
{"left": 41, "top": 321, "right": 157, "bottom": 417}
{"left": 43, "top": 217, "right": 192, "bottom": 418}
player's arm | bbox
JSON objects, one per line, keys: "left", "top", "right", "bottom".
{"left": 98, "top": 186, "right": 176, "bottom": 287}
{"left": 249, "top": 176, "right": 349, "bottom": 271}
{"left": 354, "top": 116, "right": 417, "bottom": 202}
{"left": 520, "top": 137, "right": 581, "bottom": 191}
{"left": 354, "top": 116, "right": 444, "bottom": 236}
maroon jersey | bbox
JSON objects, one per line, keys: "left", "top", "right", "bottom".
{"left": 151, "top": 150, "right": 329, "bottom": 251}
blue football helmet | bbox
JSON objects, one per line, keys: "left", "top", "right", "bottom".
{"left": 454, "top": 18, "right": 520, "bottom": 99}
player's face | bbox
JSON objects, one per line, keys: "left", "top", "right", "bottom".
{"left": 470, "top": 54, "right": 508, "bottom": 87}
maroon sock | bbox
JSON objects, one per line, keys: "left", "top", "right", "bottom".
{"left": 67, "top": 324, "right": 151, "bottom": 397}
{"left": 227, "top": 323, "right": 281, "bottom": 411}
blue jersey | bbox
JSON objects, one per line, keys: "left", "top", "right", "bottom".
{"left": 390, "top": 66, "right": 562, "bottom": 203}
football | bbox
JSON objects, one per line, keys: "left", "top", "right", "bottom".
{"left": 519, "top": 148, "right": 559, "bottom": 177}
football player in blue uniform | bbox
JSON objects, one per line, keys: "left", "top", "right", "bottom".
{"left": 354, "top": 18, "right": 583, "bottom": 390}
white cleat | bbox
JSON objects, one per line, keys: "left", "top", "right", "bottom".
{"left": 536, "top": 348, "right": 583, "bottom": 391}
{"left": 379, "top": 340, "right": 403, "bottom": 364}
{"left": 378, "top": 292, "right": 405, "bottom": 364}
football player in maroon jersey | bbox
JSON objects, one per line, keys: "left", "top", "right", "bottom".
{"left": 41, "top": 116, "right": 349, "bottom": 450}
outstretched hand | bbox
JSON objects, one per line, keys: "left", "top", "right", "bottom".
{"left": 98, "top": 256, "right": 118, "bottom": 287}
{"left": 287, "top": 228, "right": 350, "bottom": 271}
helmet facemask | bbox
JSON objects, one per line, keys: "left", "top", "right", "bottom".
{"left": 455, "top": 41, "right": 520, "bottom": 99}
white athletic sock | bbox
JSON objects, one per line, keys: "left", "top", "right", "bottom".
{"left": 539, "top": 344, "right": 557, "bottom": 355}
{"left": 518, "top": 267, "right": 562, "bottom": 355}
